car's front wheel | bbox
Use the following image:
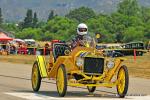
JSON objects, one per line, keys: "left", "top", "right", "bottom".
{"left": 87, "top": 86, "right": 96, "bottom": 93}
{"left": 31, "top": 61, "right": 41, "bottom": 92}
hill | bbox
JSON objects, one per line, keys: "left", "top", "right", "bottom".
{"left": 0, "top": 0, "right": 150, "bottom": 22}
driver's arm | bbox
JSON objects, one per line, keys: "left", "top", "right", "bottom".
{"left": 71, "top": 38, "right": 77, "bottom": 49}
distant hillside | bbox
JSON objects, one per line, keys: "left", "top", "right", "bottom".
{"left": 0, "top": 0, "right": 150, "bottom": 22}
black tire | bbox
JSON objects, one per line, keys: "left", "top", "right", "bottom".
{"left": 31, "top": 61, "right": 41, "bottom": 92}
{"left": 117, "top": 65, "right": 129, "bottom": 98}
{"left": 87, "top": 86, "right": 96, "bottom": 93}
{"left": 56, "top": 64, "right": 67, "bottom": 97}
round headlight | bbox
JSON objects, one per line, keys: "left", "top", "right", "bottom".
{"left": 76, "top": 58, "right": 84, "bottom": 67}
{"left": 107, "top": 61, "right": 115, "bottom": 69}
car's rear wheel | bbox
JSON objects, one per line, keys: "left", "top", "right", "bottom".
{"left": 56, "top": 64, "right": 67, "bottom": 97}
{"left": 117, "top": 65, "right": 129, "bottom": 98}
{"left": 31, "top": 61, "right": 41, "bottom": 92}
{"left": 87, "top": 86, "right": 96, "bottom": 93}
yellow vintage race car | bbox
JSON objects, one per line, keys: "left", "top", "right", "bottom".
{"left": 31, "top": 38, "right": 129, "bottom": 98}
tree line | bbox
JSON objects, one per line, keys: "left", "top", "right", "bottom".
{"left": 0, "top": 0, "right": 150, "bottom": 44}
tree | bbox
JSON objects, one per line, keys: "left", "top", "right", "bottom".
{"left": 88, "top": 15, "right": 112, "bottom": 33}
{"left": 118, "top": 0, "right": 140, "bottom": 17}
{"left": 123, "top": 27, "right": 145, "bottom": 42}
{"left": 66, "top": 7, "right": 96, "bottom": 22}
{"left": 87, "top": 15, "right": 115, "bottom": 43}
{"left": 23, "top": 9, "right": 33, "bottom": 28}
{"left": 0, "top": 8, "right": 3, "bottom": 26}
{"left": 144, "top": 22, "right": 150, "bottom": 39}
{"left": 16, "top": 28, "right": 42, "bottom": 40}
{"left": 33, "top": 12, "right": 38, "bottom": 28}
{"left": 112, "top": 2, "right": 144, "bottom": 42}
{"left": 47, "top": 10, "right": 54, "bottom": 22}
{"left": 6, "top": 2, "right": 148, "bottom": 43}
{"left": 43, "top": 16, "right": 77, "bottom": 41}
{"left": 111, "top": 12, "right": 127, "bottom": 30}
{"left": 141, "top": 7, "right": 150, "bottom": 23}
{"left": 1, "top": 23, "right": 19, "bottom": 33}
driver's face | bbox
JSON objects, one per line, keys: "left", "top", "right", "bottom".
{"left": 78, "top": 28, "right": 87, "bottom": 32}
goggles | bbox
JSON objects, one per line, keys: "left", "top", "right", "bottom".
{"left": 78, "top": 28, "right": 87, "bottom": 32}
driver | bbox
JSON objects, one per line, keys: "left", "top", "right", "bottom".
{"left": 71, "top": 23, "right": 90, "bottom": 49}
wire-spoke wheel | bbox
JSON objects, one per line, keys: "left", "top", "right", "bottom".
{"left": 117, "top": 65, "right": 129, "bottom": 98}
{"left": 56, "top": 64, "right": 67, "bottom": 97}
{"left": 31, "top": 61, "right": 41, "bottom": 92}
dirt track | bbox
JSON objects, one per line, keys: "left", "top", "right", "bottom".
{"left": 0, "top": 62, "right": 150, "bottom": 100}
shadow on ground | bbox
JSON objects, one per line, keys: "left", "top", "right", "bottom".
{"left": 13, "top": 90, "right": 119, "bottom": 99}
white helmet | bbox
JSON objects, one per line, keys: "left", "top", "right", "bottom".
{"left": 77, "top": 23, "right": 88, "bottom": 35}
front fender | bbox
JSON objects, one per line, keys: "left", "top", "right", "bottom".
{"left": 36, "top": 56, "right": 48, "bottom": 78}
{"left": 48, "top": 56, "right": 77, "bottom": 78}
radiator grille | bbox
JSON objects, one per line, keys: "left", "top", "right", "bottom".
{"left": 84, "top": 57, "right": 104, "bottom": 74}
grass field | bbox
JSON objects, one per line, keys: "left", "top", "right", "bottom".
{"left": 124, "top": 53, "right": 150, "bottom": 79}
{"left": 0, "top": 53, "right": 150, "bottom": 79}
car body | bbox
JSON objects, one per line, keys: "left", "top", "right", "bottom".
{"left": 31, "top": 39, "right": 129, "bottom": 98}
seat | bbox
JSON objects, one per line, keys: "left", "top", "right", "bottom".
{"left": 53, "top": 43, "right": 71, "bottom": 61}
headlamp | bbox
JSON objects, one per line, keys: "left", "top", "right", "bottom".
{"left": 76, "top": 57, "right": 84, "bottom": 67}
{"left": 107, "top": 61, "right": 115, "bottom": 69}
